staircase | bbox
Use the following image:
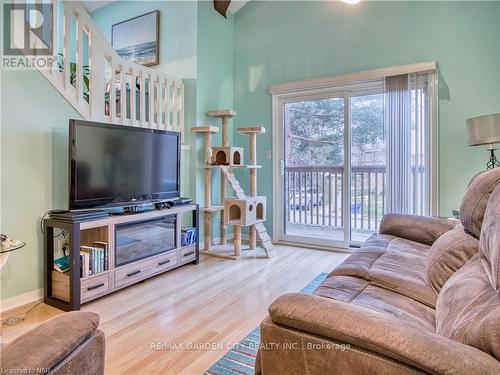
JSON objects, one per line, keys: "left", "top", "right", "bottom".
{"left": 14, "top": 1, "right": 184, "bottom": 134}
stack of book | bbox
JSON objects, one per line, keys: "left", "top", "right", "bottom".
{"left": 181, "top": 227, "right": 197, "bottom": 247}
{"left": 80, "top": 241, "right": 109, "bottom": 278}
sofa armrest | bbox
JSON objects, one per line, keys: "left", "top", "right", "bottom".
{"left": 1, "top": 311, "right": 101, "bottom": 373}
{"left": 269, "top": 293, "right": 500, "bottom": 375}
{"left": 379, "top": 213, "right": 455, "bottom": 245}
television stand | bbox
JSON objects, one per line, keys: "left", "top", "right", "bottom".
{"left": 44, "top": 204, "right": 199, "bottom": 311}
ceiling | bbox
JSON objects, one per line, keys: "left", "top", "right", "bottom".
{"left": 228, "top": 1, "right": 251, "bottom": 14}
{"left": 81, "top": 1, "right": 251, "bottom": 15}
{"left": 82, "top": 1, "right": 114, "bottom": 13}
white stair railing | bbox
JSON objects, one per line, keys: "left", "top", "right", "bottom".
{"left": 20, "top": 1, "right": 184, "bottom": 134}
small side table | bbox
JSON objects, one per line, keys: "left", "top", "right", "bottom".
{"left": 0, "top": 242, "right": 26, "bottom": 268}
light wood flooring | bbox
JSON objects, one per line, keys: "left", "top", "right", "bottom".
{"left": 1, "top": 245, "right": 347, "bottom": 375}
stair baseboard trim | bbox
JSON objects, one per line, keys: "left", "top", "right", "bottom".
{"left": 1, "top": 288, "right": 43, "bottom": 313}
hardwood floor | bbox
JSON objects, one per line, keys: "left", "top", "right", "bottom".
{"left": 1, "top": 245, "right": 347, "bottom": 375}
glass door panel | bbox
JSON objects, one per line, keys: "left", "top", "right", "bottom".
{"left": 350, "top": 93, "right": 385, "bottom": 244}
{"left": 283, "top": 96, "right": 346, "bottom": 246}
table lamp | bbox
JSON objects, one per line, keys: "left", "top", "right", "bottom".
{"left": 466, "top": 113, "right": 500, "bottom": 169}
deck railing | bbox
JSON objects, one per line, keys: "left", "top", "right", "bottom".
{"left": 284, "top": 165, "right": 386, "bottom": 231}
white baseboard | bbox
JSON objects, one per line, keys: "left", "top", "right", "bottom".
{"left": 1, "top": 289, "right": 43, "bottom": 313}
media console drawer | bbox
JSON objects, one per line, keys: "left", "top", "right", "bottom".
{"left": 81, "top": 273, "right": 110, "bottom": 302}
{"left": 147, "top": 251, "right": 179, "bottom": 275}
{"left": 180, "top": 245, "right": 197, "bottom": 263}
{"left": 115, "top": 261, "right": 153, "bottom": 288}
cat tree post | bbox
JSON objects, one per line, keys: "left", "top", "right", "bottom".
{"left": 192, "top": 126, "right": 219, "bottom": 252}
{"left": 238, "top": 127, "right": 265, "bottom": 250}
{"left": 208, "top": 110, "right": 235, "bottom": 245}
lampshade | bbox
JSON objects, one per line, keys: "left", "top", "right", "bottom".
{"left": 466, "top": 113, "right": 500, "bottom": 146}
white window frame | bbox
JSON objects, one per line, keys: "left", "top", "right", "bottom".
{"left": 271, "top": 62, "right": 439, "bottom": 250}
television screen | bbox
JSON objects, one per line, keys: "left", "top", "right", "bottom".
{"left": 69, "top": 120, "right": 180, "bottom": 209}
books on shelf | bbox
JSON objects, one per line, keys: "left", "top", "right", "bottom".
{"left": 181, "top": 227, "right": 197, "bottom": 247}
{"left": 80, "top": 242, "right": 109, "bottom": 278}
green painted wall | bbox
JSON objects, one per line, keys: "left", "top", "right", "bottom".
{"left": 0, "top": 70, "right": 80, "bottom": 300}
{"left": 195, "top": 1, "right": 234, "bottom": 239}
{"left": 91, "top": 1, "right": 197, "bottom": 79}
{"left": 233, "top": 1, "right": 500, "bottom": 233}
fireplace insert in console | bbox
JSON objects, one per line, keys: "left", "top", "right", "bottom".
{"left": 115, "top": 215, "right": 176, "bottom": 266}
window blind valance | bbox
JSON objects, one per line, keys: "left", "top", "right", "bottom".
{"left": 269, "top": 61, "right": 437, "bottom": 95}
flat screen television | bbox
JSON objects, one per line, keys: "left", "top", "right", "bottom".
{"left": 69, "top": 119, "right": 180, "bottom": 209}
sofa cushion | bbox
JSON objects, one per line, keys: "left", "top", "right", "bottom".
{"left": 314, "top": 275, "right": 435, "bottom": 332}
{"left": 0, "top": 311, "right": 100, "bottom": 372}
{"left": 314, "top": 275, "right": 369, "bottom": 302}
{"left": 435, "top": 183, "right": 500, "bottom": 360}
{"left": 479, "top": 183, "right": 500, "bottom": 290}
{"left": 459, "top": 168, "right": 500, "bottom": 239}
{"left": 436, "top": 255, "right": 500, "bottom": 360}
{"left": 379, "top": 213, "right": 455, "bottom": 246}
{"left": 425, "top": 226, "right": 479, "bottom": 294}
{"left": 331, "top": 234, "right": 437, "bottom": 307}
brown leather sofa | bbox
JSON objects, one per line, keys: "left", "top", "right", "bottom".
{"left": 1, "top": 311, "right": 105, "bottom": 374}
{"left": 257, "top": 168, "right": 500, "bottom": 375}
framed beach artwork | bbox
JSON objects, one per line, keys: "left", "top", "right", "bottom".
{"left": 112, "top": 11, "right": 159, "bottom": 66}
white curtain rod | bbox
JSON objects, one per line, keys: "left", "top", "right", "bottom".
{"left": 270, "top": 61, "right": 437, "bottom": 95}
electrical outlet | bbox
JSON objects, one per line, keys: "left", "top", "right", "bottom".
{"left": 266, "top": 150, "right": 272, "bottom": 160}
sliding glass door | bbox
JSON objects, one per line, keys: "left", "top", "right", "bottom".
{"left": 274, "top": 71, "right": 436, "bottom": 250}
{"left": 274, "top": 73, "right": 435, "bottom": 249}
{"left": 276, "top": 86, "right": 385, "bottom": 248}
{"left": 282, "top": 93, "right": 348, "bottom": 247}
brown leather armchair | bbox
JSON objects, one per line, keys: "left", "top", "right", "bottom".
{"left": 1, "top": 311, "right": 105, "bottom": 375}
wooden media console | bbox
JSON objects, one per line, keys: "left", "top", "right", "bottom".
{"left": 44, "top": 204, "right": 199, "bottom": 311}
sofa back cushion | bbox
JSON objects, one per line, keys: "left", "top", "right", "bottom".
{"left": 436, "top": 185, "right": 500, "bottom": 360}
{"left": 479, "top": 183, "right": 500, "bottom": 290}
{"left": 459, "top": 168, "right": 500, "bottom": 238}
{"left": 435, "top": 255, "right": 500, "bottom": 360}
{"left": 425, "top": 225, "right": 479, "bottom": 294}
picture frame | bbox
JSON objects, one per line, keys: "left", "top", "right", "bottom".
{"left": 111, "top": 10, "right": 160, "bottom": 67}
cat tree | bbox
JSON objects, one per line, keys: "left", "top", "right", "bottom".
{"left": 192, "top": 110, "right": 275, "bottom": 259}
